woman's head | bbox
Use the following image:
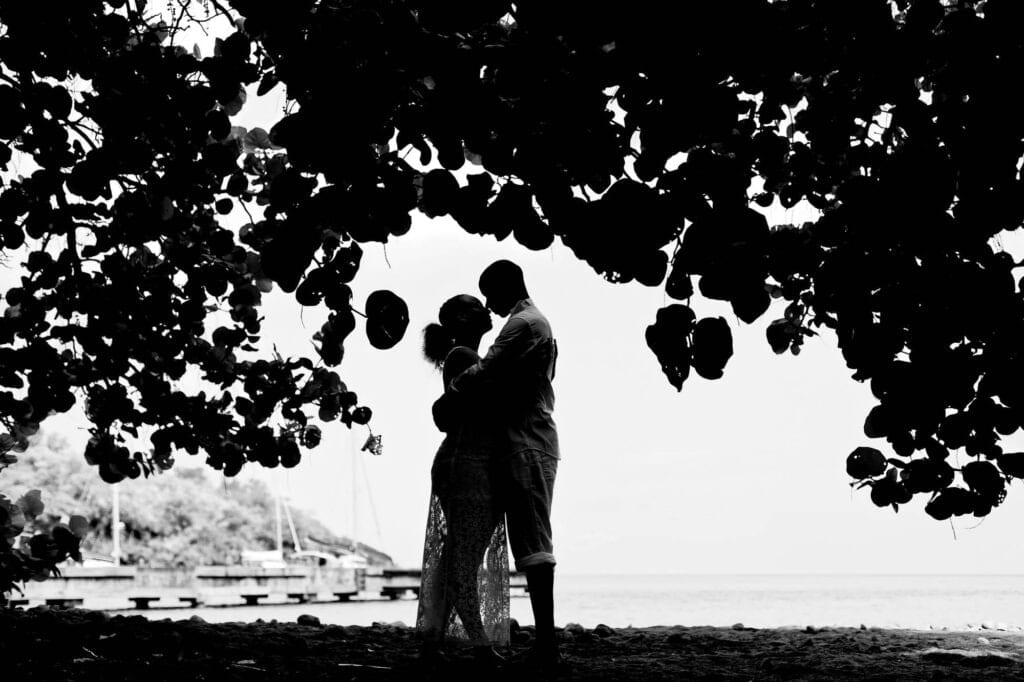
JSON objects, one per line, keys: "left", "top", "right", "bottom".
{"left": 422, "top": 294, "right": 493, "bottom": 367}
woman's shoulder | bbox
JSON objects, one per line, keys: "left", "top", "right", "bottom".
{"left": 446, "top": 345, "right": 480, "bottom": 362}
{"left": 442, "top": 346, "right": 480, "bottom": 385}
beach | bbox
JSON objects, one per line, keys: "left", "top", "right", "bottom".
{"left": 5, "top": 605, "right": 1024, "bottom": 681}
{"left": 103, "top": 573, "right": 1024, "bottom": 632}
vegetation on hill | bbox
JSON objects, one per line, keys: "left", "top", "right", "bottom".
{"left": 3, "top": 431, "right": 383, "bottom": 567}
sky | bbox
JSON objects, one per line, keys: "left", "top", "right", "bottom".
{"left": 8, "top": 11, "right": 1024, "bottom": 576}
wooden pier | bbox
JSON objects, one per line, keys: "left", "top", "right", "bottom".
{"left": 373, "top": 568, "right": 530, "bottom": 600}
{"left": 13, "top": 564, "right": 358, "bottom": 610}
{"left": 7, "top": 565, "right": 528, "bottom": 610}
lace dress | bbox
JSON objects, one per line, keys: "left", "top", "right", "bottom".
{"left": 416, "top": 346, "right": 510, "bottom": 647}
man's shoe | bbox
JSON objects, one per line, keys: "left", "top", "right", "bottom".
{"left": 418, "top": 642, "right": 450, "bottom": 669}
{"left": 523, "top": 641, "right": 563, "bottom": 672}
{"left": 472, "top": 645, "right": 506, "bottom": 667}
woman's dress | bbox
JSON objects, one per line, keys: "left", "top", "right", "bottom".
{"left": 416, "top": 346, "right": 510, "bottom": 646}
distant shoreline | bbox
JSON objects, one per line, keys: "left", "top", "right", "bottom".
{"left": 552, "top": 572, "right": 1024, "bottom": 577}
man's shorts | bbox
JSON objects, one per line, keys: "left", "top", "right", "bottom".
{"left": 497, "top": 449, "right": 558, "bottom": 571}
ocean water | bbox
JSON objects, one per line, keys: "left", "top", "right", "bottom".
{"left": 126, "top": 574, "right": 1024, "bottom": 631}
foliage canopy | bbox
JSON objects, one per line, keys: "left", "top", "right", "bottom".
{"left": 1, "top": 0, "right": 1024, "bottom": 522}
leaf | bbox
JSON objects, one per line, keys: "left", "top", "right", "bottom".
{"left": 280, "top": 439, "right": 301, "bottom": 468}
{"left": 863, "top": 404, "right": 892, "bottom": 438}
{"left": 665, "top": 261, "right": 693, "bottom": 300}
{"left": 17, "top": 490, "right": 44, "bottom": 520}
{"left": 302, "top": 425, "right": 322, "bottom": 448}
{"left": 257, "top": 71, "right": 279, "bottom": 96}
{"left": 925, "top": 487, "right": 975, "bottom": 521}
{"left": 418, "top": 169, "right": 459, "bottom": 218}
{"left": 1, "top": 495, "right": 26, "bottom": 538}
{"left": 352, "top": 406, "right": 372, "bottom": 425}
{"left": 730, "top": 287, "right": 771, "bottom": 324}
{"left": 963, "top": 460, "right": 1004, "bottom": 499}
{"left": 223, "top": 87, "right": 247, "bottom": 117}
{"left": 999, "top": 452, "right": 1024, "bottom": 478}
{"left": 160, "top": 196, "right": 175, "bottom": 221}
{"left": 690, "top": 317, "right": 733, "bottom": 380}
{"left": 846, "top": 447, "right": 886, "bottom": 479}
{"left": 242, "top": 127, "right": 275, "bottom": 152}
{"left": 766, "top": 319, "right": 792, "bottom": 354}
{"left": 364, "top": 290, "right": 409, "bottom": 350}
{"left": 645, "top": 305, "right": 695, "bottom": 390}
{"left": 69, "top": 516, "right": 89, "bottom": 539}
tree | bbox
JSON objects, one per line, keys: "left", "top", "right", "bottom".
{"left": 1, "top": 0, "right": 1023, "bottom": 525}
{"left": 0, "top": 434, "right": 85, "bottom": 596}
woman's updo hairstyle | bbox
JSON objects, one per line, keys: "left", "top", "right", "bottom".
{"left": 422, "top": 322, "right": 455, "bottom": 368}
{"left": 422, "top": 295, "right": 482, "bottom": 368}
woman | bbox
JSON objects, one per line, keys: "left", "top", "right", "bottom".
{"left": 416, "top": 294, "right": 510, "bottom": 659}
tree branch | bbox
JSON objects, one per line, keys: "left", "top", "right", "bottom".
{"left": 54, "top": 189, "right": 82, "bottom": 277}
{"left": 208, "top": 0, "right": 237, "bottom": 24}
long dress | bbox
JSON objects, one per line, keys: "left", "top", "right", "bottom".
{"left": 416, "top": 346, "right": 510, "bottom": 647}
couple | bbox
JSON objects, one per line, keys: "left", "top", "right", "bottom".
{"left": 416, "top": 260, "right": 560, "bottom": 668}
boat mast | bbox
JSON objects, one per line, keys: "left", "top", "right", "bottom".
{"left": 351, "top": 427, "right": 358, "bottom": 548}
{"left": 111, "top": 483, "right": 121, "bottom": 566}
{"left": 275, "top": 489, "right": 283, "bottom": 556}
{"left": 283, "top": 495, "right": 302, "bottom": 553}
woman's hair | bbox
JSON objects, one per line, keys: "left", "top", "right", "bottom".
{"left": 422, "top": 322, "right": 456, "bottom": 368}
{"left": 422, "top": 295, "right": 485, "bottom": 368}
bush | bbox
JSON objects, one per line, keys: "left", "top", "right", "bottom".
{"left": 1, "top": 447, "right": 87, "bottom": 598}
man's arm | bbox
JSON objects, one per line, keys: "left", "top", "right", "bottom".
{"left": 449, "top": 315, "right": 532, "bottom": 397}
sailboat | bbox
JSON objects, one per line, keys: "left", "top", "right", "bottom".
{"left": 239, "top": 490, "right": 294, "bottom": 568}
{"left": 243, "top": 429, "right": 392, "bottom": 570}
{"left": 301, "top": 429, "right": 388, "bottom": 569}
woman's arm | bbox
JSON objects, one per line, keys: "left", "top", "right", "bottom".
{"left": 432, "top": 347, "right": 480, "bottom": 432}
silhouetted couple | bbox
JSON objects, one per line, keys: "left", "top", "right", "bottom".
{"left": 416, "top": 260, "right": 560, "bottom": 670}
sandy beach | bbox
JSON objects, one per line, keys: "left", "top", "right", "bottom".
{"left": 4, "top": 606, "right": 1024, "bottom": 681}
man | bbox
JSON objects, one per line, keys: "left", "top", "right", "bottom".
{"left": 449, "top": 259, "right": 561, "bottom": 668}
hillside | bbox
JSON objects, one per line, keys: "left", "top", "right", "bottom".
{"left": 2, "top": 431, "right": 392, "bottom": 567}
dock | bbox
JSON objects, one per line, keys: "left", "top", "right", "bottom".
{"left": 12, "top": 564, "right": 358, "bottom": 610}
{"left": 7, "top": 565, "right": 528, "bottom": 610}
{"left": 374, "top": 568, "right": 530, "bottom": 600}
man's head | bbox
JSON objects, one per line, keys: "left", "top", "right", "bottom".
{"left": 479, "top": 260, "right": 529, "bottom": 317}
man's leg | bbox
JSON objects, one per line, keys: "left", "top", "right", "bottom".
{"left": 503, "top": 450, "right": 559, "bottom": 661}
{"left": 526, "top": 563, "right": 555, "bottom": 648}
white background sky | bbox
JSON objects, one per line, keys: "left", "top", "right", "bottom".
{"left": 9, "top": 11, "right": 1024, "bottom": 576}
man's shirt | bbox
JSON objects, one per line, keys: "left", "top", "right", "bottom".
{"left": 450, "top": 298, "right": 560, "bottom": 458}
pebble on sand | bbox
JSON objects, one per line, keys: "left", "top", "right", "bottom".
{"left": 921, "top": 648, "right": 1017, "bottom": 667}
{"left": 9, "top": 608, "right": 1024, "bottom": 680}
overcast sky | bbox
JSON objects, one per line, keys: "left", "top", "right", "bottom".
{"left": 10, "top": 14, "right": 1024, "bottom": 575}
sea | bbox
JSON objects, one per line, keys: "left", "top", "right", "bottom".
{"left": 126, "top": 573, "right": 1024, "bottom": 631}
